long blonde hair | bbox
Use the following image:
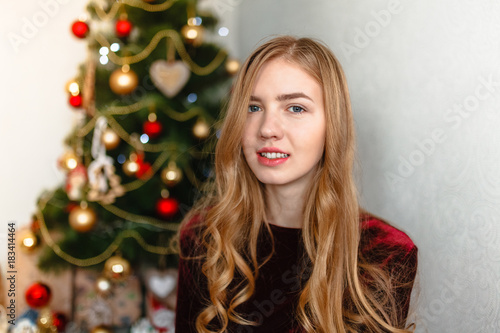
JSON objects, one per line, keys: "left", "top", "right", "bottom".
{"left": 180, "top": 36, "right": 414, "bottom": 333}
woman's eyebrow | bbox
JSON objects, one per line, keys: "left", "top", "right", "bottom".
{"left": 249, "top": 93, "right": 313, "bottom": 103}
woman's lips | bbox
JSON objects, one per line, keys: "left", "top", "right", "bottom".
{"left": 256, "top": 151, "right": 290, "bottom": 166}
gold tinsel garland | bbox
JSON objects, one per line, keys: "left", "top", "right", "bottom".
{"left": 94, "top": 30, "right": 227, "bottom": 74}
{"left": 92, "top": 0, "right": 178, "bottom": 21}
{"left": 36, "top": 190, "right": 178, "bottom": 267}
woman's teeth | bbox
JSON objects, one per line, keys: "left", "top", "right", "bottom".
{"left": 259, "top": 152, "right": 289, "bottom": 159}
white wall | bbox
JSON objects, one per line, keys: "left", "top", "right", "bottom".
{"left": 0, "top": 0, "right": 87, "bottom": 271}
{"left": 231, "top": 0, "right": 500, "bottom": 331}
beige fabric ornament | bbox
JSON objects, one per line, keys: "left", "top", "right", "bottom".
{"left": 144, "top": 269, "right": 177, "bottom": 299}
{"left": 150, "top": 60, "right": 191, "bottom": 98}
{"left": 87, "top": 117, "right": 125, "bottom": 204}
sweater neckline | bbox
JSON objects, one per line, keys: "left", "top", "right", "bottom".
{"left": 268, "top": 222, "right": 302, "bottom": 233}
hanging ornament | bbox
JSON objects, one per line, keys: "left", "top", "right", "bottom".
{"left": 101, "top": 128, "right": 120, "bottom": 150}
{"left": 193, "top": 118, "right": 210, "bottom": 139}
{"left": 225, "top": 58, "right": 240, "bottom": 75}
{"left": 67, "top": 80, "right": 82, "bottom": 108}
{"left": 95, "top": 276, "right": 112, "bottom": 297}
{"left": 87, "top": 117, "right": 125, "bottom": 204}
{"left": 104, "top": 256, "right": 131, "bottom": 282}
{"left": 156, "top": 190, "right": 179, "bottom": 219}
{"left": 181, "top": 17, "right": 204, "bottom": 46}
{"left": 142, "top": 113, "right": 163, "bottom": 139}
{"left": 71, "top": 20, "right": 89, "bottom": 39}
{"left": 115, "top": 15, "right": 133, "bottom": 38}
{"left": 144, "top": 268, "right": 177, "bottom": 300}
{"left": 51, "top": 312, "right": 67, "bottom": 332}
{"left": 65, "top": 164, "right": 87, "bottom": 201}
{"left": 133, "top": 153, "right": 152, "bottom": 179}
{"left": 109, "top": 64, "right": 138, "bottom": 95}
{"left": 58, "top": 149, "right": 80, "bottom": 171}
{"left": 91, "top": 326, "right": 113, "bottom": 333}
{"left": 31, "top": 217, "right": 40, "bottom": 233}
{"left": 19, "top": 229, "right": 38, "bottom": 252}
{"left": 147, "top": 294, "right": 176, "bottom": 331}
{"left": 131, "top": 318, "right": 155, "bottom": 333}
{"left": 12, "top": 318, "right": 38, "bottom": 333}
{"left": 37, "top": 307, "right": 54, "bottom": 331}
{"left": 150, "top": 60, "right": 191, "bottom": 98}
{"left": 69, "top": 94, "right": 83, "bottom": 108}
{"left": 66, "top": 80, "right": 80, "bottom": 95}
{"left": 25, "top": 282, "right": 51, "bottom": 308}
{"left": 123, "top": 153, "right": 140, "bottom": 176}
{"left": 69, "top": 201, "right": 97, "bottom": 233}
{"left": 161, "top": 161, "right": 182, "bottom": 187}
{"left": 136, "top": 160, "right": 152, "bottom": 179}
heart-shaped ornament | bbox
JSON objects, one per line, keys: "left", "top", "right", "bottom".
{"left": 150, "top": 60, "right": 191, "bottom": 98}
{"left": 149, "top": 274, "right": 176, "bottom": 299}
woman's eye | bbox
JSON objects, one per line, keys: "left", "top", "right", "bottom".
{"left": 287, "top": 105, "right": 305, "bottom": 113}
{"left": 248, "top": 105, "right": 261, "bottom": 112}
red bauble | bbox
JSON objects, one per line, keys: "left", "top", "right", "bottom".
{"left": 25, "top": 282, "right": 51, "bottom": 308}
{"left": 135, "top": 155, "right": 152, "bottom": 179}
{"left": 143, "top": 120, "right": 163, "bottom": 139}
{"left": 116, "top": 19, "right": 133, "bottom": 37}
{"left": 69, "top": 94, "right": 82, "bottom": 108}
{"left": 52, "top": 312, "right": 67, "bottom": 332}
{"left": 156, "top": 197, "right": 179, "bottom": 218}
{"left": 71, "top": 21, "right": 89, "bottom": 39}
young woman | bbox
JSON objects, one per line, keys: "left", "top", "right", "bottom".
{"left": 175, "top": 36, "right": 418, "bottom": 333}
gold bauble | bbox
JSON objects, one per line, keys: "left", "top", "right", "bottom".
{"left": 109, "top": 66, "right": 138, "bottom": 95}
{"left": 161, "top": 161, "right": 183, "bottom": 187}
{"left": 95, "top": 276, "right": 112, "bottom": 297}
{"left": 104, "top": 255, "right": 131, "bottom": 282}
{"left": 20, "top": 230, "right": 38, "bottom": 252}
{"left": 225, "top": 59, "right": 240, "bottom": 75}
{"left": 91, "top": 326, "right": 113, "bottom": 333}
{"left": 193, "top": 119, "right": 210, "bottom": 139}
{"left": 66, "top": 79, "right": 80, "bottom": 96}
{"left": 181, "top": 24, "right": 204, "bottom": 46}
{"left": 101, "top": 128, "right": 120, "bottom": 150}
{"left": 69, "top": 203, "right": 97, "bottom": 233}
{"left": 59, "top": 150, "right": 80, "bottom": 171}
{"left": 123, "top": 160, "right": 139, "bottom": 176}
{"left": 37, "top": 307, "right": 55, "bottom": 331}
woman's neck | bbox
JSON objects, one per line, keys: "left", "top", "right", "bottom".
{"left": 264, "top": 184, "right": 306, "bottom": 229}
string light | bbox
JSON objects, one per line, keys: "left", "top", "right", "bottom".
{"left": 218, "top": 27, "right": 229, "bottom": 37}
{"left": 140, "top": 134, "right": 150, "bottom": 143}
{"left": 110, "top": 43, "right": 120, "bottom": 52}
{"left": 117, "top": 154, "right": 126, "bottom": 164}
{"left": 187, "top": 93, "right": 197, "bottom": 103}
{"left": 100, "top": 56, "right": 109, "bottom": 65}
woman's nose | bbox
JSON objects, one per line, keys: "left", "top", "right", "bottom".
{"left": 259, "top": 109, "right": 283, "bottom": 140}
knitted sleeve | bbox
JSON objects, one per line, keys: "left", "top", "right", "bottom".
{"left": 175, "top": 216, "right": 208, "bottom": 332}
{"left": 359, "top": 213, "right": 418, "bottom": 326}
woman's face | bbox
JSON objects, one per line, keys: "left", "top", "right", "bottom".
{"left": 242, "top": 58, "right": 326, "bottom": 192}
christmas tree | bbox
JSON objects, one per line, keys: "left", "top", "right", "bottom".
{"left": 18, "top": 0, "right": 238, "bottom": 331}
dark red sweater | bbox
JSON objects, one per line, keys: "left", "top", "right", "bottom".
{"left": 175, "top": 214, "right": 418, "bottom": 332}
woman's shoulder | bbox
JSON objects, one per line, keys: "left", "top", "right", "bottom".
{"left": 358, "top": 212, "right": 417, "bottom": 268}
{"left": 179, "top": 212, "right": 207, "bottom": 257}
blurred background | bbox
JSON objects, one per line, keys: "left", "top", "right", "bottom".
{"left": 1, "top": 0, "right": 500, "bottom": 332}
